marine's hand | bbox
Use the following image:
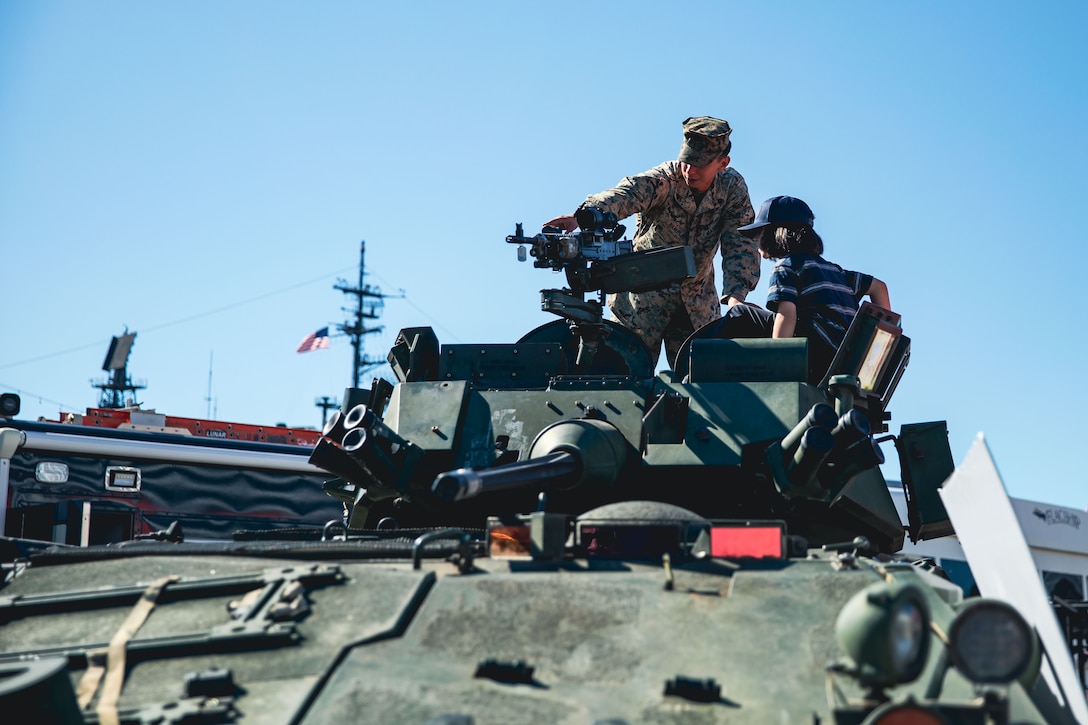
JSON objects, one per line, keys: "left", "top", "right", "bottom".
{"left": 723, "top": 294, "right": 759, "bottom": 308}
{"left": 543, "top": 215, "right": 578, "bottom": 233}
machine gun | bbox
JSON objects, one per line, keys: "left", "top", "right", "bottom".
{"left": 506, "top": 208, "right": 695, "bottom": 371}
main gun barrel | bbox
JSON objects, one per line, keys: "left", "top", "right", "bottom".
{"left": 431, "top": 451, "right": 580, "bottom": 502}
{"left": 432, "top": 418, "right": 629, "bottom": 503}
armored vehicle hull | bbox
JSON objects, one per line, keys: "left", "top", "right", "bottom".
{"left": 0, "top": 532, "right": 1075, "bottom": 724}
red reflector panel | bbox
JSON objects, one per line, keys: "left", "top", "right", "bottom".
{"left": 710, "top": 526, "right": 784, "bottom": 559}
{"left": 869, "top": 704, "right": 946, "bottom": 725}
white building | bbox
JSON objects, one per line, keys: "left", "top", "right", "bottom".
{"left": 889, "top": 485, "right": 1088, "bottom": 601}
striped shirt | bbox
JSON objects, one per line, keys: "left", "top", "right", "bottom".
{"left": 766, "top": 253, "right": 873, "bottom": 349}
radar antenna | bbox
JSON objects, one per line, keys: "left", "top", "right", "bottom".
{"left": 92, "top": 328, "right": 147, "bottom": 408}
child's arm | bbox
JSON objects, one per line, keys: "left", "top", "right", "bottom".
{"left": 773, "top": 301, "right": 797, "bottom": 338}
{"left": 867, "top": 278, "right": 891, "bottom": 309}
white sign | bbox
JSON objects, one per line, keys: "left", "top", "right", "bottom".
{"left": 940, "top": 434, "right": 1088, "bottom": 723}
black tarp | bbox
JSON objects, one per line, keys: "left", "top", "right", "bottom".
{"left": 3, "top": 420, "right": 343, "bottom": 543}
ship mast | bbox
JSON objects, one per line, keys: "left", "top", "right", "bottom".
{"left": 314, "top": 241, "right": 400, "bottom": 425}
{"left": 334, "top": 240, "right": 399, "bottom": 387}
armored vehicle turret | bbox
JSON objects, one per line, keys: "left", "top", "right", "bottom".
{"left": 0, "top": 215, "right": 1081, "bottom": 724}
{"left": 313, "top": 211, "right": 929, "bottom": 556}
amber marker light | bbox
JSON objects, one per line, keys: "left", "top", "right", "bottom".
{"left": 486, "top": 519, "right": 532, "bottom": 559}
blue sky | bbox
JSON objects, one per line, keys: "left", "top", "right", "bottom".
{"left": 2, "top": 2, "right": 1086, "bottom": 509}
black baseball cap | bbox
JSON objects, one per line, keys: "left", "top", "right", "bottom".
{"left": 737, "top": 196, "right": 815, "bottom": 237}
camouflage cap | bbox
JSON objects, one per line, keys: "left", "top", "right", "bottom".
{"left": 678, "top": 116, "right": 732, "bottom": 167}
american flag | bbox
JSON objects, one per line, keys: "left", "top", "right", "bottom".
{"left": 296, "top": 327, "right": 330, "bottom": 353}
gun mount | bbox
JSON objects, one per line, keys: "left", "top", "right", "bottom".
{"left": 506, "top": 209, "right": 696, "bottom": 373}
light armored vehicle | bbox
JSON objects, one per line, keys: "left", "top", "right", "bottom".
{"left": 0, "top": 212, "right": 1080, "bottom": 724}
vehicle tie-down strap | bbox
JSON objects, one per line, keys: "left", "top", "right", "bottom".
{"left": 76, "top": 575, "right": 179, "bottom": 725}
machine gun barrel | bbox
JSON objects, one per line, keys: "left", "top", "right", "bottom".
{"left": 431, "top": 452, "right": 580, "bottom": 502}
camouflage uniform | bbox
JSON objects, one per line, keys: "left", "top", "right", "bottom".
{"left": 580, "top": 154, "right": 757, "bottom": 367}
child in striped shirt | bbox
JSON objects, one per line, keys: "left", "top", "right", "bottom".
{"left": 706, "top": 196, "right": 889, "bottom": 383}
